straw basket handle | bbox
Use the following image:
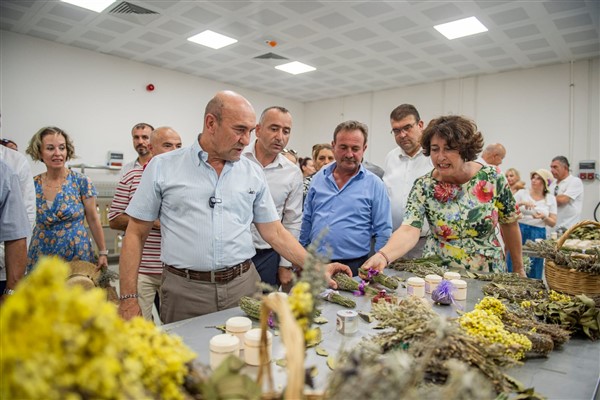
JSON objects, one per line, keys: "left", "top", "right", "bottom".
{"left": 555, "top": 220, "right": 600, "bottom": 250}
{"left": 257, "top": 293, "right": 305, "bottom": 399}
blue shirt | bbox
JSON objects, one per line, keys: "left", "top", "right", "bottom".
{"left": 126, "top": 138, "right": 279, "bottom": 271}
{"left": 300, "top": 162, "right": 392, "bottom": 260}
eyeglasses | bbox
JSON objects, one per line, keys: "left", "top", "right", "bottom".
{"left": 390, "top": 122, "right": 417, "bottom": 136}
{"left": 282, "top": 148, "right": 297, "bottom": 156}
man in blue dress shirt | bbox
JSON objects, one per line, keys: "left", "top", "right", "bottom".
{"left": 118, "top": 91, "right": 351, "bottom": 323}
{"left": 300, "top": 120, "right": 392, "bottom": 275}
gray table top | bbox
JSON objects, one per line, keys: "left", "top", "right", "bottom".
{"left": 163, "top": 272, "right": 600, "bottom": 399}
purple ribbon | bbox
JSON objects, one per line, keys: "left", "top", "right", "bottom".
{"left": 353, "top": 281, "right": 367, "bottom": 296}
{"left": 268, "top": 311, "right": 275, "bottom": 328}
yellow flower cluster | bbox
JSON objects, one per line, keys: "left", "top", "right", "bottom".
{"left": 474, "top": 296, "right": 507, "bottom": 317}
{"left": 459, "top": 308, "right": 532, "bottom": 361}
{"left": 0, "top": 257, "right": 196, "bottom": 400}
{"left": 548, "top": 290, "right": 571, "bottom": 303}
{"left": 520, "top": 300, "right": 532, "bottom": 308}
{"left": 288, "top": 281, "right": 319, "bottom": 343}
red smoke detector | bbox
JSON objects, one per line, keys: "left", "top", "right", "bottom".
{"left": 146, "top": 83, "right": 155, "bottom": 91}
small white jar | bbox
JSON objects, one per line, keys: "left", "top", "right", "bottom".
{"left": 406, "top": 277, "right": 425, "bottom": 298}
{"left": 424, "top": 274, "right": 442, "bottom": 294}
{"left": 226, "top": 316, "right": 252, "bottom": 349}
{"left": 209, "top": 334, "right": 240, "bottom": 370}
{"left": 244, "top": 328, "right": 273, "bottom": 366}
{"left": 450, "top": 279, "right": 467, "bottom": 301}
{"left": 443, "top": 271, "right": 461, "bottom": 281}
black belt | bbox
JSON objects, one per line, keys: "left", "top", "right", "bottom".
{"left": 254, "top": 248, "right": 273, "bottom": 256}
{"left": 163, "top": 260, "right": 251, "bottom": 284}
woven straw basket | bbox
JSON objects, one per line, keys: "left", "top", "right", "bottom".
{"left": 257, "top": 293, "right": 324, "bottom": 400}
{"left": 544, "top": 220, "right": 600, "bottom": 296}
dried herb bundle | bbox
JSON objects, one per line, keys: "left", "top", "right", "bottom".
{"left": 358, "top": 267, "right": 399, "bottom": 289}
{"left": 530, "top": 294, "right": 600, "bottom": 341}
{"left": 331, "top": 273, "right": 379, "bottom": 296}
{"left": 388, "top": 257, "right": 447, "bottom": 278}
{"left": 467, "top": 271, "right": 546, "bottom": 290}
{"left": 320, "top": 289, "right": 356, "bottom": 308}
{"left": 524, "top": 240, "right": 600, "bottom": 274}
{"left": 367, "top": 298, "right": 519, "bottom": 394}
{"left": 326, "top": 342, "right": 497, "bottom": 400}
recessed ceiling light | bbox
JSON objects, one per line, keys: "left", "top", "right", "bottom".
{"left": 187, "top": 30, "right": 237, "bottom": 50}
{"left": 434, "top": 16, "right": 488, "bottom": 40}
{"left": 60, "top": 0, "right": 115, "bottom": 13}
{"left": 275, "top": 61, "right": 316, "bottom": 75}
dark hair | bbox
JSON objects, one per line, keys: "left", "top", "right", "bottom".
{"left": 259, "top": 106, "right": 290, "bottom": 124}
{"left": 131, "top": 122, "right": 154, "bottom": 133}
{"left": 0, "top": 138, "right": 17, "bottom": 148}
{"left": 390, "top": 104, "right": 420, "bottom": 122}
{"left": 333, "top": 120, "right": 368, "bottom": 144}
{"left": 421, "top": 116, "right": 484, "bottom": 161}
{"left": 311, "top": 143, "right": 333, "bottom": 160}
{"left": 299, "top": 157, "right": 312, "bottom": 168}
{"left": 26, "top": 126, "right": 77, "bottom": 161}
{"left": 552, "top": 155, "right": 570, "bottom": 168}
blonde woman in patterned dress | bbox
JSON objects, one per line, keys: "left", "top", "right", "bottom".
{"left": 25, "top": 127, "right": 108, "bottom": 271}
{"left": 361, "top": 116, "right": 525, "bottom": 277}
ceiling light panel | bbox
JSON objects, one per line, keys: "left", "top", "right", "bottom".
{"left": 434, "top": 17, "right": 488, "bottom": 40}
{"left": 60, "top": 0, "right": 115, "bottom": 13}
{"left": 187, "top": 30, "right": 237, "bottom": 49}
{"left": 275, "top": 61, "right": 316, "bottom": 75}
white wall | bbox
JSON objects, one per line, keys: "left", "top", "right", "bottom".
{"left": 303, "top": 59, "right": 600, "bottom": 221}
{"left": 0, "top": 31, "right": 304, "bottom": 180}
{"left": 2, "top": 31, "right": 598, "bottom": 220}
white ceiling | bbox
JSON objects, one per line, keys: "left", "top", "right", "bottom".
{"left": 1, "top": 1, "right": 599, "bottom": 103}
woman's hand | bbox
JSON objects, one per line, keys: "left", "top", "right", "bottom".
{"left": 97, "top": 254, "right": 108, "bottom": 270}
{"left": 358, "top": 252, "right": 388, "bottom": 279}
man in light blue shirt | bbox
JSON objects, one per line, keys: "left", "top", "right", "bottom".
{"left": 119, "top": 91, "right": 351, "bottom": 323}
{"left": 300, "top": 120, "right": 392, "bottom": 275}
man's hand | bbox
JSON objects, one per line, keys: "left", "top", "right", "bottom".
{"left": 278, "top": 267, "right": 294, "bottom": 285}
{"left": 325, "top": 262, "right": 352, "bottom": 289}
{"left": 358, "top": 252, "right": 388, "bottom": 279}
{"left": 118, "top": 298, "right": 142, "bottom": 320}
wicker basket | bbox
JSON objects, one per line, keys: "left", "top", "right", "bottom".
{"left": 544, "top": 220, "right": 600, "bottom": 296}
{"left": 257, "top": 293, "right": 325, "bottom": 400}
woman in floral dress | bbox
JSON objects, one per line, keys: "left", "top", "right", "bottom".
{"left": 25, "top": 127, "right": 108, "bottom": 271}
{"left": 362, "top": 116, "right": 525, "bottom": 276}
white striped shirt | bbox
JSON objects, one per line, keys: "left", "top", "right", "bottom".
{"left": 109, "top": 166, "right": 162, "bottom": 275}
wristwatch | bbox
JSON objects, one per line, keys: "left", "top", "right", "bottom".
{"left": 3, "top": 288, "right": 15, "bottom": 295}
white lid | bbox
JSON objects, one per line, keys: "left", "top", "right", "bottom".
{"left": 444, "top": 271, "right": 461, "bottom": 280}
{"left": 450, "top": 279, "right": 467, "bottom": 288}
{"left": 226, "top": 316, "right": 252, "bottom": 332}
{"left": 407, "top": 276, "right": 425, "bottom": 286}
{"left": 267, "top": 292, "right": 288, "bottom": 300}
{"left": 210, "top": 334, "right": 239, "bottom": 352}
{"left": 244, "top": 328, "right": 272, "bottom": 346}
{"left": 425, "top": 274, "right": 442, "bottom": 282}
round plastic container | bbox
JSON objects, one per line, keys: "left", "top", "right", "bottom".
{"left": 406, "top": 276, "right": 425, "bottom": 298}
{"left": 450, "top": 279, "right": 467, "bottom": 301}
{"left": 336, "top": 310, "right": 358, "bottom": 335}
{"left": 244, "top": 328, "right": 272, "bottom": 366}
{"left": 209, "top": 334, "right": 239, "bottom": 370}
{"left": 226, "top": 316, "right": 252, "bottom": 350}
{"left": 443, "top": 271, "right": 461, "bottom": 281}
{"left": 424, "top": 274, "right": 442, "bottom": 294}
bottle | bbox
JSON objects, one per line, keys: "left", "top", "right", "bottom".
{"left": 450, "top": 279, "right": 467, "bottom": 301}
{"left": 443, "top": 271, "right": 461, "bottom": 281}
{"left": 406, "top": 277, "right": 425, "bottom": 298}
{"left": 425, "top": 274, "right": 442, "bottom": 294}
{"left": 209, "top": 334, "right": 239, "bottom": 370}
{"left": 244, "top": 328, "right": 272, "bottom": 366}
{"left": 225, "top": 316, "right": 252, "bottom": 350}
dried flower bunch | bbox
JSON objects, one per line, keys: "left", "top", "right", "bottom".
{"left": 525, "top": 239, "right": 600, "bottom": 274}
{"left": 388, "top": 255, "right": 447, "bottom": 277}
{"left": 1, "top": 257, "right": 197, "bottom": 400}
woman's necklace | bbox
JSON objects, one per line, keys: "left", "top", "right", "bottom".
{"left": 43, "top": 170, "right": 66, "bottom": 190}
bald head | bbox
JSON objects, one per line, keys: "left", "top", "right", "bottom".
{"left": 201, "top": 91, "right": 256, "bottom": 162}
{"left": 149, "top": 127, "right": 182, "bottom": 156}
{"left": 481, "top": 143, "right": 506, "bottom": 166}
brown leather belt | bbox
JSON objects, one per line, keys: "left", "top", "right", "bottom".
{"left": 163, "top": 260, "right": 251, "bottom": 284}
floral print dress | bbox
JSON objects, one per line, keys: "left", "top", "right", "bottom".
{"left": 403, "top": 165, "right": 520, "bottom": 272}
{"left": 27, "top": 170, "right": 97, "bottom": 270}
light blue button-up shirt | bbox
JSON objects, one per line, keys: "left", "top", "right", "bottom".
{"left": 300, "top": 162, "right": 392, "bottom": 260}
{"left": 126, "top": 138, "right": 279, "bottom": 271}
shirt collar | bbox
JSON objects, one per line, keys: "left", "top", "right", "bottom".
{"left": 243, "top": 139, "right": 284, "bottom": 168}
{"left": 323, "top": 161, "right": 366, "bottom": 178}
{"left": 398, "top": 147, "right": 425, "bottom": 159}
